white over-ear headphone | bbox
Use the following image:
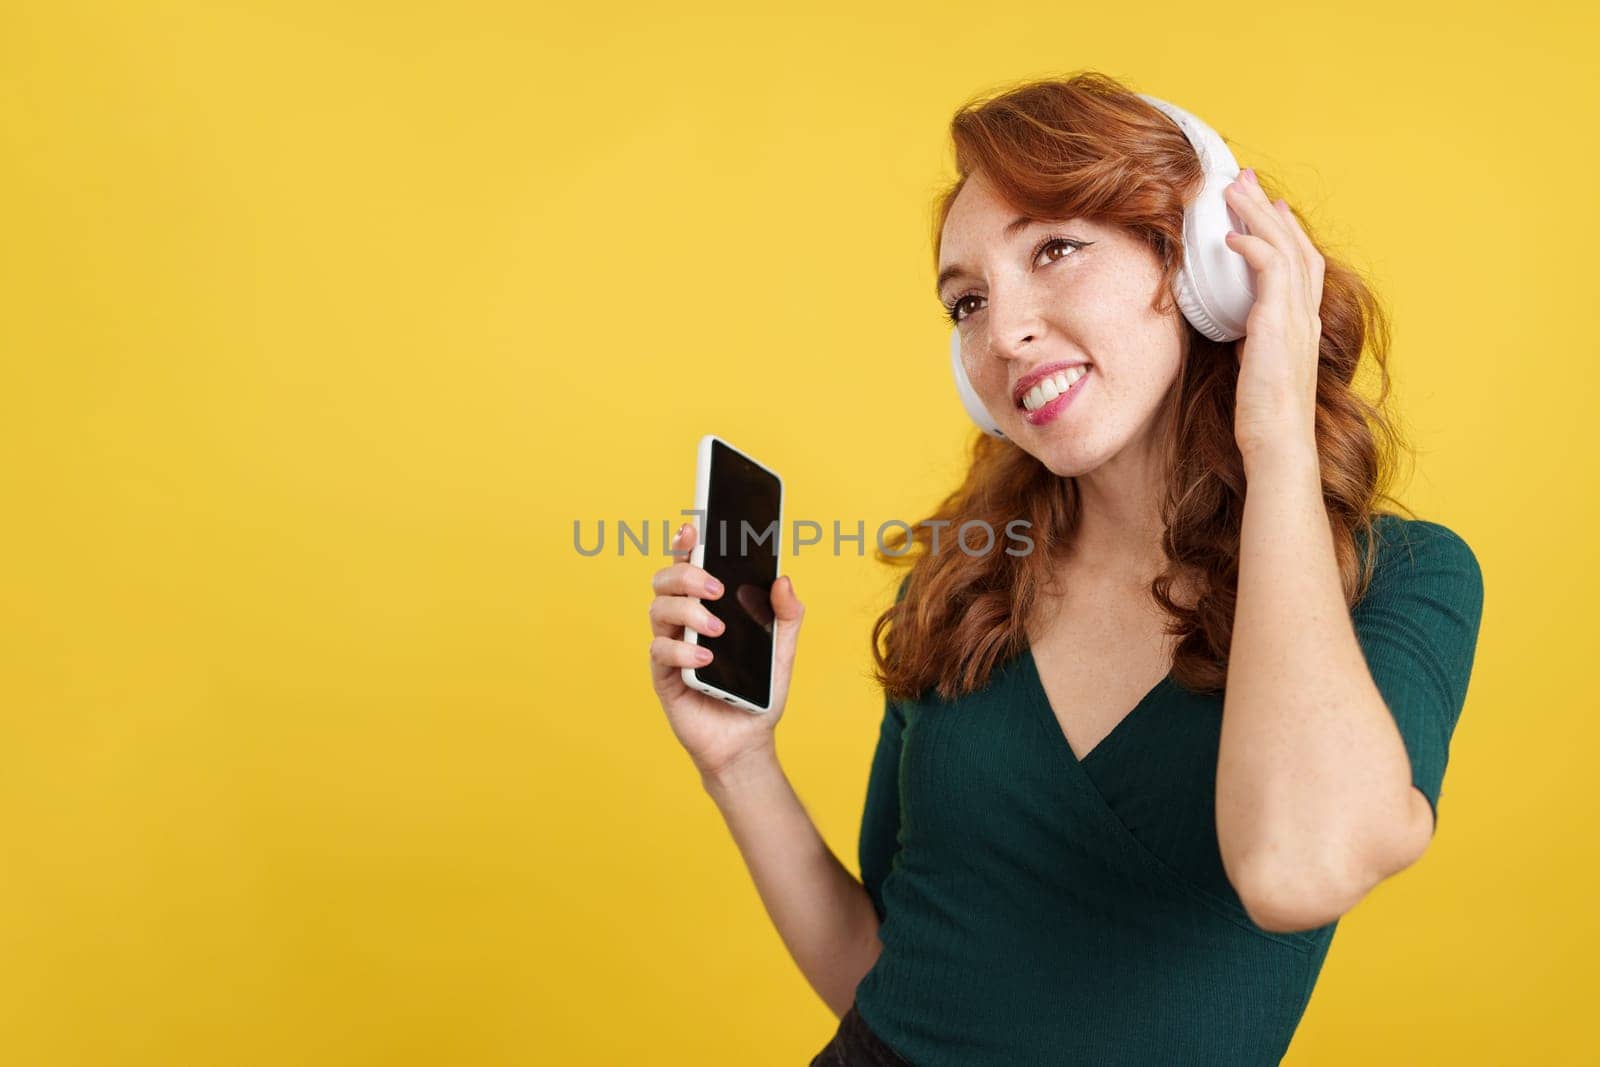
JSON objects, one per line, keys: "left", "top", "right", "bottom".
{"left": 948, "top": 92, "right": 1256, "bottom": 439}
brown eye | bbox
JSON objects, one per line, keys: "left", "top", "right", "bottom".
{"left": 1034, "top": 236, "right": 1087, "bottom": 267}
{"left": 944, "top": 294, "right": 981, "bottom": 325}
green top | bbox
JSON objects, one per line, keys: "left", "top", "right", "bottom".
{"left": 853, "top": 515, "right": 1485, "bottom": 1066}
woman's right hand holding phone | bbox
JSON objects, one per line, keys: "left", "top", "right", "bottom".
{"left": 647, "top": 522, "right": 805, "bottom": 783}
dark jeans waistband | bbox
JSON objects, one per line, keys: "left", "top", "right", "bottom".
{"left": 809, "top": 1002, "right": 913, "bottom": 1066}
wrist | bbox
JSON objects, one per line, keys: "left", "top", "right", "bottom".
{"left": 1240, "top": 434, "right": 1320, "bottom": 484}
{"left": 700, "top": 743, "right": 782, "bottom": 802}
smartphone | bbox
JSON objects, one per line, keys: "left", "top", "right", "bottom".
{"left": 680, "top": 434, "right": 784, "bottom": 714}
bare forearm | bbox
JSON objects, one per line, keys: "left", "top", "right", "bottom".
{"left": 1219, "top": 444, "right": 1419, "bottom": 923}
{"left": 702, "top": 748, "right": 882, "bottom": 1017}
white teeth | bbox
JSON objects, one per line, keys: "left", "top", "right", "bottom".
{"left": 1021, "top": 366, "right": 1088, "bottom": 412}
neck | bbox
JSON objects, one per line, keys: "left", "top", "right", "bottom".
{"left": 1069, "top": 469, "right": 1165, "bottom": 585}
{"left": 1065, "top": 397, "right": 1178, "bottom": 587}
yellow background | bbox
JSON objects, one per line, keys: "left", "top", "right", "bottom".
{"left": 2, "top": 2, "right": 1594, "bottom": 1063}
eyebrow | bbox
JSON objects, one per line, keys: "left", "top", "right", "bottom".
{"left": 936, "top": 215, "right": 1043, "bottom": 297}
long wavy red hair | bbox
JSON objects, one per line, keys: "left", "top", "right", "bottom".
{"left": 871, "top": 71, "right": 1415, "bottom": 703}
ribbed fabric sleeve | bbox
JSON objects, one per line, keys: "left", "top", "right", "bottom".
{"left": 859, "top": 576, "right": 912, "bottom": 924}
{"left": 1351, "top": 518, "right": 1485, "bottom": 825}
{"left": 859, "top": 693, "right": 905, "bottom": 925}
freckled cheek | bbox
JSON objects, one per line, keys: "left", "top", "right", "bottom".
{"left": 973, "top": 362, "right": 1010, "bottom": 405}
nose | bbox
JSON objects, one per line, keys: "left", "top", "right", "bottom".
{"left": 979, "top": 285, "right": 1046, "bottom": 363}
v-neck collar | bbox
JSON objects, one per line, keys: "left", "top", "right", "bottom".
{"left": 1019, "top": 643, "right": 1173, "bottom": 767}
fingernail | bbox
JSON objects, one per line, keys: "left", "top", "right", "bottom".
{"left": 1242, "top": 167, "right": 1257, "bottom": 186}
{"left": 696, "top": 647, "right": 712, "bottom": 663}
{"left": 706, "top": 578, "right": 723, "bottom": 596}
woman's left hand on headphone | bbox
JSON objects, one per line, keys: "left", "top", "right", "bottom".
{"left": 1222, "top": 168, "right": 1326, "bottom": 467}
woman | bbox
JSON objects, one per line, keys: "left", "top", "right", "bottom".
{"left": 646, "top": 71, "right": 1484, "bottom": 1065}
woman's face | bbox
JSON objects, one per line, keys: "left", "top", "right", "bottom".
{"left": 936, "top": 171, "right": 1188, "bottom": 478}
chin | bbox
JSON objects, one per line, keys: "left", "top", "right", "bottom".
{"left": 1024, "top": 437, "right": 1108, "bottom": 479}
{"left": 1011, "top": 403, "right": 1154, "bottom": 479}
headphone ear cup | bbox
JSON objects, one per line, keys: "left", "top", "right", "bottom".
{"left": 1173, "top": 263, "right": 1236, "bottom": 343}
{"left": 1172, "top": 184, "right": 1254, "bottom": 342}
{"left": 949, "top": 328, "right": 1006, "bottom": 438}
{"left": 1137, "top": 93, "right": 1256, "bottom": 342}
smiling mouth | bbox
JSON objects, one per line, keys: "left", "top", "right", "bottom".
{"left": 1017, "top": 365, "right": 1092, "bottom": 411}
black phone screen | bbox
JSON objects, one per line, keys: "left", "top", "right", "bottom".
{"left": 697, "top": 440, "right": 780, "bottom": 708}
